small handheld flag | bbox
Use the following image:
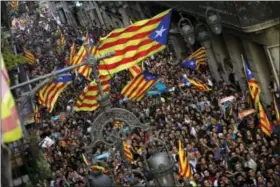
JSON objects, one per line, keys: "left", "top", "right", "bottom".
{"left": 178, "top": 140, "right": 192, "bottom": 179}
{"left": 181, "top": 47, "right": 207, "bottom": 70}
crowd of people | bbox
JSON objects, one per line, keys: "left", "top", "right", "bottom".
{"left": 12, "top": 14, "right": 280, "bottom": 187}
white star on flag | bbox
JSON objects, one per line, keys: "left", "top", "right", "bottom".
{"left": 154, "top": 26, "right": 166, "bottom": 38}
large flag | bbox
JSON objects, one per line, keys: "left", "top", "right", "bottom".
{"left": 181, "top": 75, "right": 211, "bottom": 91}
{"left": 74, "top": 75, "right": 110, "bottom": 111}
{"left": 97, "top": 9, "right": 172, "bottom": 75}
{"left": 23, "top": 48, "right": 36, "bottom": 64}
{"left": 273, "top": 96, "right": 280, "bottom": 122}
{"left": 243, "top": 62, "right": 261, "bottom": 108}
{"left": 122, "top": 141, "right": 134, "bottom": 163}
{"left": 181, "top": 47, "right": 207, "bottom": 70}
{"left": 178, "top": 140, "right": 192, "bottom": 179}
{"left": 121, "top": 70, "right": 158, "bottom": 101}
{"left": 69, "top": 43, "right": 76, "bottom": 66}
{"left": 39, "top": 67, "right": 72, "bottom": 113}
{"left": 1, "top": 55, "right": 23, "bottom": 143}
{"left": 56, "top": 34, "right": 66, "bottom": 53}
{"left": 258, "top": 103, "right": 272, "bottom": 136}
{"left": 128, "top": 64, "right": 142, "bottom": 79}
{"left": 34, "top": 105, "right": 40, "bottom": 124}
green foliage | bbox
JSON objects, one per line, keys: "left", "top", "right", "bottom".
{"left": 2, "top": 47, "right": 27, "bottom": 70}
{"left": 26, "top": 133, "right": 52, "bottom": 186}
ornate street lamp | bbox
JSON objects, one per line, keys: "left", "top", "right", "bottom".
{"left": 206, "top": 8, "right": 222, "bottom": 35}
{"left": 195, "top": 23, "right": 211, "bottom": 48}
{"left": 178, "top": 13, "right": 195, "bottom": 45}
{"left": 143, "top": 138, "right": 175, "bottom": 187}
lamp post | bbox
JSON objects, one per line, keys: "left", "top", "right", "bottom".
{"left": 143, "top": 138, "right": 175, "bottom": 187}
{"left": 178, "top": 9, "right": 223, "bottom": 82}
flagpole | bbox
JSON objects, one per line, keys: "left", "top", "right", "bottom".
{"left": 10, "top": 52, "right": 114, "bottom": 90}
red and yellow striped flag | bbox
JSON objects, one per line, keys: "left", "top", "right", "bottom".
{"left": 56, "top": 34, "right": 66, "bottom": 53}
{"left": 128, "top": 64, "right": 142, "bottom": 79}
{"left": 74, "top": 75, "right": 110, "bottom": 111}
{"left": 1, "top": 55, "right": 23, "bottom": 143}
{"left": 123, "top": 141, "right": 133, "bottom": 163}
{"left": 24, "top": 48, "right": 36, "bottom": 64}
{"left": 90, "top": 165, "right": 110, "bottom": 175}
{"left": 181, "top": 47, "right": 207, "bottom": 70}
{"left": 72, "top": 46, "right": 92, "bottom": 80}
{"left": 121, "top": 70, "right": 158, "bottom": 101}
{"left": 243, "top": 62, "right": 261, "bottom": 108}
{"left": 273, "top": 96, "right": 280, "bottom": 122}
{"left": 39, "top": 68, "right": 72, "bottom": 113}
{"left": 258, "top": 103, "right": 272, "bottom": 136}
{"left": 180, "top": 76, "right": 211, "bottom": 91}
{"left": 97, "top": 9, "right": 172, "bottom": 75}
{"left": 178, "top": 140, "right": 192, "bottom": 179}
{"left": 34, "top": 105, "right": 40, "bottom": 124}
{"left": 69, "top": 43, "right": 76, "bottom": 66}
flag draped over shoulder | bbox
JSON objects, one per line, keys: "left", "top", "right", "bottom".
{"left": 34, "top": 105, "right": 40, "bottom": 124}
{"left": 273, "top": 96, "right": 280, "bottom": 122}
{"left": 181, "top": 76, "right": 211, "bottom": 91}
{"left": 122, "top": 141, "right": 133, "bottom": 163}
{"left": 181, "top": 47, "right": 207, "bottom": 70}
{"left": 24, "top": 48, "right": 36, "bottom": 64}
{"left": 39, "top": 67, "right": 72, "bottom": 113}
{"left": 258, "top": 103, "right": 272, "bottom": 136}
{"left": 178, "top": 140, "right": 192, "bottom": 179}
{"left": 128, "top": 64, "right": 142, "bottom": 79}
{"left": 1, "top": 55, "right": 23, "bottom": 143}
{"left": 243, "top": 62, "right": 261, "bottom": 108}
{"left": 121, "top": 70, "right": 158, "bottom": 101}
{"left": 74, "top": 75, "right": 111, "bottom": 112}
{"left": 97, "top": 9, "right": 172, "bottom": 75}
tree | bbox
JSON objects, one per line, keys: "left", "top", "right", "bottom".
{"left": 2, "top": 47, "right": 27, "bottom": 70}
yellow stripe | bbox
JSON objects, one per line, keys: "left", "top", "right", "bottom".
{"left": 100, "top": 9, "right": 171, "bottom": 41}
{"left": 3, "top": 125, "right": 22, "bottom": 143}
{"left": 100, "top": 41, "right": 160, "bottom": 63}
{"left": 122, "top": 75, "right": 144, "bottom": 97}
{"left": 48, "top": 83, "right": 70, "bottom": 112}
{"left": 135, "top": 81, "right": 155, "bottom": 101}
{"left": 129, "top": 78, "right": 148, "bottom": 99}
{"left": 99, "top": 23, "right": 160, "bottom": 49}
{"left": 99, "top": 45, "right": 165, "bottom": 75}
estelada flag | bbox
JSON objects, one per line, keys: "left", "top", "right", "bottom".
{"left": 97, "top": 9, "right": 172, "bottom": 75}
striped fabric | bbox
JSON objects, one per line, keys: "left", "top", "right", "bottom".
{"left": 274, "top": 96, "right": 280, "bottom": 122}
{"left": 23, "top": 48, "right": 36, "bottom": 64}
{"left": 56, "top": 34, "right": 66, "bottom": 53}
{"left": 121, "top": 71, "right": 158, "bottom": 101}
{"left": 97, "top": 9, "right": 172, "bottom": 75}
{"left": 69, "top": 43, "right": 76, "bottom": 66}
{"left": 90, "top": 165, "right": 110, "bottom": 175}
{"left": 258, "top": 103, "right": 272, "bottom": 136}
{"left": 72, "top": 45, "right": 92, "bottom": 80}
{"left": 34, "top": 105, "right": 40, "bottom": 124}
{"left": 178, "top": 140, "right": 192, "bottom": 179}
{"left": 128, "top": 64, "right": 142, "bottom": 79}
{"left": 74, "top": 75, "right": 110, "bottom": 112}
{"left": 39, "top": 68, "right": 72, "bottom": 113}
{"left": 181, "top": 76, "right": 211, "bottom": 91}
{"left": 122, "top": 141, "right": 133, "bottom": 163}
{"left": 1, "top": 55, "right": 23, "bottom": 143}
{"left": 181, "top": 47, "right": 207, "bottom": 70}
{"left": 244, "top": 62, "right": 261, "bottom": 108}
